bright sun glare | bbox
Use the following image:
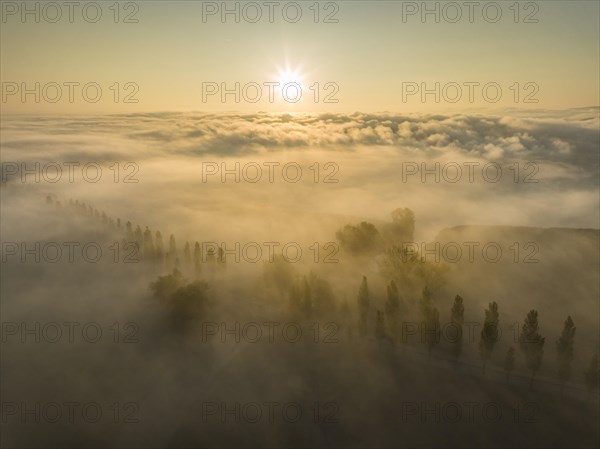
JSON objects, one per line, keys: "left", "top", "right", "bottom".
{"left": 275, "top": 66, "right": 304, "bottom": 90}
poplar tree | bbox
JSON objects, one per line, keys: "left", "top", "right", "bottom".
{"left": 357, "top": 276, "right": 370, "bottom": 338}
{"left": 519, "top": 309, "right": 545, "bottom": 388}
{"left": 504, "top": 347, "right": 516, "bottom": 383}
{"left": 450, "top": 295, "right": 464, "bottom": 366}
{"left": 556, "top": 316, "right": 576, "bottom": 393}
{"left": 479, "top": 301, "right": 500, "bottom": 374}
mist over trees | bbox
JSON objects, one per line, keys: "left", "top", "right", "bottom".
{"left": 2, "top": 194, "right": 597, "bottom": 448}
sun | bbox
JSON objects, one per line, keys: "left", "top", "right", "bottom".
{"left": 275, "top": 65, "right": 305, "bottom": 90}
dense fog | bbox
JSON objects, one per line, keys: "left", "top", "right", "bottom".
{"left": 1, "top": 110, "right": 599, "bottom": 448}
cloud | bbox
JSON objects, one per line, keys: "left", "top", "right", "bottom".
{"left": 1, "top": 109, "right": 598, "bottom": 241}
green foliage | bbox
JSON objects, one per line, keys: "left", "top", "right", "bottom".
{"left": 336, "top": 221, "right": 382, "bottom": 255}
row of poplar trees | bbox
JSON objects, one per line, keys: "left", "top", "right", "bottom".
{"left": 356, "top": 276, "right": 599, "bottom": 394}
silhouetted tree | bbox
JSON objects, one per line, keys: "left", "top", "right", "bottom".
{"left": 184, "top": 241, "right": 191, "bottom": 266}
{"left": 155, "top": 231, "right": 164, "bottom": 259}
{"left": 301, "top": 276, "right": 312, "bottom": 318}
{"left": 150, "top": 268, "right": 184, "bottom": 302}
{"left": 336, "top": 222, "right": 382, "bottom": 255}
{"left": 584, "top": 354, "right": 599, "bottom": 396}
{"left": 450, "top": 295, "right": 464, "bottom": 367}
{"left": 357, "top": 276, "right": 370, "bottom": 338}
{"left": 309, "top": 273, "right": 336, "bottom": 317}
{"left": 504, "top": 347, "right": 516, "bottom": 383}
{"left": 556, "top": 316, "right": 576, "bottom": 394}
{"left": 264, "top": 255, "right": 295, "bottom": 295}
{"left": 385, "top": 280, "right": 401, "bottom": 340}
{"left": 289, "top": 281, "right": 302, "bottom": 318}
{"left": 150, "top": 269, "right": 210, "bottom": 330}
{"left": 134, "top": 225, "right": 143, "bottom": 247}
{"left": 419, "top": 287, "right": 440, "bottom": 357}
{"left": 479, "top": 301, "right": 500, "bottom": 374}
{"left": 519, "top": 309, "right": 545, "bottom": 388}
{"left": 388, "top": 207, "right": 415, "bottom": 243}
{"left": 125, "top": 221, "right": 134, "bottom": 242}
{"left": 379, "top": 246, "right": 448, "bottom": 298}
{"left": 167, "top": 234, "right": 177, "bottom": 267}
{"left": 194, "top": 241, "right": 201, "bottom": 276}
{"left": 217, "top": 247, "right": 225, "bottom": 269}
{"left": 169, "top": 234, "right": 177, "bottom": 255}
{"left": 143, "top": 227, "right": 155, "bottom": 259}
{"left": 340, "top": 298, "right": 353, "bottom": 340}
{"left": 375, "top": 310, "right": 386, "bottom": 340}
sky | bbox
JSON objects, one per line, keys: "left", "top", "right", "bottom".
{"left": 1, "top": 0, "right": 599, "bottom": 114}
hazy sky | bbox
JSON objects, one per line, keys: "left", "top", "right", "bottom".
{"left": 1, "top": 0, "right": 599, "bottom": 113}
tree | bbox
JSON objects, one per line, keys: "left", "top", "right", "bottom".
{"left": 217, "top": 247, "right": 225, "bottom": 269}
{"left": 479, "top": 302, "right": 500, "bottom": 374}
{"left": 556, "top": 316, "right": 576, "bottom": 393}
{"left": 450, "top": 295, "right": 464, "bottom": 366}
{"left": 419, "top": 287, "right": 440, "bottom": 357}
{"left": 134, "top": 225, "right": 143, "bottom": 247}
{"left": 584, "top": 354, "right": 599, "bottom": 396}
{"left": 339, "top": 298, "right": 353, "bottom": 340}
{"left": 385, "top": 280, "right": 402, "bottom": 340}
{"left": 504, "top": 347, "right": 516, "bottom": 383}
{"left": 143, "top": 227, "right": 155, "bottom": 259}
{"left": 288, "top": 273, "right": 336, "bottom": 319}
{"left": 289, "top": 281, "right": 302, "bottom": 318}
{"left": 336, "top": 222, "right": 382, "bottom": 255}
{"left": 300, "top": 276, "right": 312, "bottom": 318}
{"left": 357, "top": 276, "right": 370, "bottom": 338}
{"left": 155, "top": 231, "right": 164, "bottom": 259}
{"left": 388, "top": 208, "right": 415, "bottom": 243}
{"left": 263, "top": 255, "right": 295, "bottom": 295}
{"left": 519, "top": 309, "right": 545, "bottom": 388}
{"left": 309, "top": 273, "right": 336, "bottom": 317}
{"left": 150, "top": 268, "right": 184, "bottom": 302}
{"left": 167, "top": 234, "right": 177, "bottom": 268}
{"left": 150, "top": 269, "right": 210, "bottom": 330}
{"left": 168, "top": 234, "right": 177, "bottom": 256}
{"left": 379, "top": 245, "right": 448, "bottom": 299}
{"left": 194, "top": 242, "right": 201, "bottom": 276}
{"left": 168, "top": 280, "right": 210, "bottom": 327}
{"left": 375, "top": 310, "right": 386, "bottom": 340}
{"left": 125, "top": 221, "right": 134, "bottom": 242}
